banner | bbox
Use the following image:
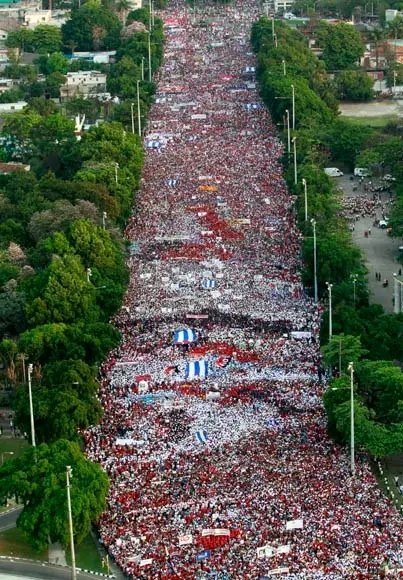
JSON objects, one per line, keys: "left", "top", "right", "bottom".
{"left": 286, "top": 519, "right": 303, "bottom": 530}
{"left": 196, "top": 550, "right": 211, "bottom": 561}
{"left": 178, "top": 534, "right": 193, "bottom": 546}
{"left": 267, "top": 568, "right": 290, "bottom": 576}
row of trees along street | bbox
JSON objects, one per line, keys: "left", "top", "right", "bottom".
{"left": 0, "top": 2, "right": 165, "bottom": 558}
{"left": 252, "top": 17, "right": 403, "bottom": 458}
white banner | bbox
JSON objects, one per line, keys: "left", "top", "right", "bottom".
{"left": 178, "top": 534, "right": 193, "bottom": 546}
{"left": 139, "top": 558, "right": 153, "bottom": 567}
{"left": 267, "top": 567, "right": 290, "bottom": 575}
{"left": 286, "top": 519, "right": 303, "bottom": 530}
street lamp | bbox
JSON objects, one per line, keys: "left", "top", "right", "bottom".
{"left": 348, "top": 362, "right": 355, "bottom": 477}
{"left": 145, "top": 30, "right": 152, "bottom": 82}
{"left": 86, "top": 267, "right": 92, "bottom": 283}
{"left": 282, "top": 58, "right": 286, "bottom": 76}
{"left": 302, "top": 178, "right": 308, "bottom": 221}
{"left": 273, "top": 33, "right": 278, "bottom": 48}
{"left": 1, "top": 451, "right": 14, "bottom": 465}
{"left": 66, "top": 466, "right": 77, "bottom": 580}
{"left": 291, "top": 83, "right": 295, "bottom": 130}
{"left": 292, "top": 136, "right": 297, "bottom": 185}
{"left": 271, "top": 16, "right": 275, "bottom": 37}
{"left": 102, "top": 211, "right": 107, "bottom": 231}
{"left": 311, "top": 218, "right": 318, "bottom": 303}
{"left": 141, "top": 57, "right": 145, "bottom": 82}
{"left": 114, "top": 162, "right": 119, "bottom": 185}
{"left": 137, "top": 79, "right": 142, "bottom": 137}
{"left": 326, "top": 282, "right": 333, "bottom": 340}
{"left": 27, "top": 364, "right": 36, "bottom": 448}
{"left": 351, "top": 274, "right": 358, "bottom": 307}
{"left": 285, "top": 109, "right": 290, "bottom": 154}
{"left": 130, "top": 102, "right": 135, "bottom": 135}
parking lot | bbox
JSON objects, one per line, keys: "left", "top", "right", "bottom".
{"left": 337, "top": 173, "right": 402, "bottom": 312}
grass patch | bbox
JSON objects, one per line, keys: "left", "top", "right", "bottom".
{"left": 0, "top": 527, "right": 47, "bottom": 560}
{"left": 0, "top": 438, "right": 29, "bottom": 460}
{"left": 342, "top": 115, "right": 399, "bottom": 128}
{"left": 66, "top": 532, "right": 105, "bottom": 573}
{"left": 0, "top": 527, "right": 105, "bottom": 573}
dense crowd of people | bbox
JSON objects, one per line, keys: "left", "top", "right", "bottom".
{"left": 85, "top": 1, "right": 403, "bottom": 577}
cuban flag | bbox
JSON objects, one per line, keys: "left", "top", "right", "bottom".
{"left": 173, "top": 328, "right": 198, "bottom": 344}
{"left": 146, "top": 140, "right": 161, "bottom": 149}
{"left": 185, "top": 360, "right": 208, "bottom": 380}
{"left": 244, "top": 66, "right": 255, "bottom": 73}
{"left": 167, "top": 178, "right": 178, "bottom": 187}
{"left": 202, "top": 278, "right": 217, "bottom": 290}
{"left": 195, "top": 430, "right": 208, "bottom": 444}
{"left": 265, "top": 417, "right": 281, "bottom": 430}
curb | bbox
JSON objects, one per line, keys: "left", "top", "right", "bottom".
{"left": 0, "top": 555, "right": 115, "bottom": 578}
{"left": 0, "top": 506, "right": 22, "bottom": 517}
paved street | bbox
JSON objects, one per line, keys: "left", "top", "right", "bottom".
{"left": 337, "top": 174, "right": 402, "bottom": 312}
{"left": 0, "top": 508, "right": 22, "bottom": 533}
{"left": 0, "top": 559, "right": 112, "bottom": 580}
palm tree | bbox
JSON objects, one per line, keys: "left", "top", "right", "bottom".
{"left": 370, "top": 28, "right": 385, "bottom": 69}
{"left": 115, "top": 0, "right": 131, "bottom": 25}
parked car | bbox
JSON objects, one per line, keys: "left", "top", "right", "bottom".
{"left": 379, "top": 220, "right": 388, "bottom": 229}
{"left": 324, "top": 167, "right": 344, "bottom": 177}
{"left": 383, "top": 174, "right": 396, "bottom": 182}
{"left": 354, "top": 167, "right": 370, "bottom": 177}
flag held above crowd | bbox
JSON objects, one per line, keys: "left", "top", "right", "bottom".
{"left": 173, "top": 328, "right": 198, "bottom": 344}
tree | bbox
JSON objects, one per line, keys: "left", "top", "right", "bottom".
{"left": 61, "top": 3, "right": 122, "bottom": 51}
{"left": 321, "top": 334, "right": 367, "bottom": 374}
{"left": 32, "top": 25, "right": 62, "bottom": 53}
{"left": 323, "top": 118, "right": 374, "bottom": 169}
{"left": 0, "top": 440, "right": 108, "bottom": 551}
{"left": 316, "top": 22, "right": 364, "bottom": 70}
{"left": 25, "top": 254, "right": 98, "bottom": 325}
{"left": 27, "top": 97, "right": 57, "bottom": 117}
{"left": 28, "top": 200, "right": 99, "bottom": 242}
{"left": 334, "top": 70, "right": 374, "bottom": 101}
{"left": 356, "top": 360, "right": 403, "bottom": 423}
{"left": 14, "top": 360, "right": 102, "bottom": 442}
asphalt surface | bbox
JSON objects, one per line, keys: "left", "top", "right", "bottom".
{"left": 338, "top": 174, "right": 402, "bottom": 312}
{"left": 0, "top": 559, "right": 112, "bottom": 580}
{"left": 0, "top": 508, "right": 22, "bottom": 533}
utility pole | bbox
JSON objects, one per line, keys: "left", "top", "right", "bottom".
{"left": 27, "top": 364, "right": 36, "bottom": 448}
{"left": 66, "top": 466, "right": 77, "bottom": 580}
{"left": 348, "top": 363, "right": 355, "bottom": 477}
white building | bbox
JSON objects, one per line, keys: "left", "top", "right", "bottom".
{"left": 0, "top": 78, "right": 17, "bottom": 94}
{"left": 60, "top": 71, "right": 107, "bottom": 100}
{"left": 274, "top": 0, "right": 294, "bottom": 14}
{"left": 0, "top": 100, "right": 27, "bottom": 112}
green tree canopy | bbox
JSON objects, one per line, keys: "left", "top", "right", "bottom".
{"left": 334, "top": 70, "right": 374, "bottom": 102}
{"left": 62, "top": 2, "right": 122, "bottom": 51}
{"left": 316, "top": 22, "right": 364, "bottom": 70}
{"left": 0, "top": 440, "right": 108, "bottom": 551}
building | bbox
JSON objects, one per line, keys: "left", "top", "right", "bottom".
{"left": 274, "top": 0, "right": 294, "bottom": 14}
{"left": 0, "top": 100, "right": 27, "bottom": 112}
{"left": 0, "top": 17, "right": 20, "bottom": 49}
{"left": 71, "top": 51, "right": 117, "bottom": 64}
{"left": 0, "top": 162, "right": 30, "bottom": 173}
{"left": 0, "top": 78, "right": 17, "bottom": 93}
{"left": 60, "top": 71, "right": 107, "bottom": 100}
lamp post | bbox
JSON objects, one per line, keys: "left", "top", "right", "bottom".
{"left": 271, "top": 16, "right": 275, "bottom": 37}
{"left": 292, "top": 136, "right": 297, "bottom": 185}
{"left": 66, "top": 466, "right": 77, "bottom": 580}
{"left": 114, "top": 162, "right": 119, "bottom": 185}
{"left": 147, "top": 31, "right": 152, "bottom": 82}
{"left": 291, "top": 83, "right": 295, "bottom": 130}
{"left": 102, "top": 211, "right": 107, "bottom": 230}
{"left": 27, "top": 363, "right": 36, "bottom": 448}
{"left": 137, "top": 79, "right": 142, "bottom": 137}
{"left": 302, "top": 177, "right": 308, "bottom": 221}
{"left": 285, "top": 108, "right": 290, "bottom": 154}
{"left": 86, "top": 268, "right": 92, "bottom": 283}
{"left": 326, "top": 282, "right": 333, "bottom": 340}
{"left": 1, "top": 451, "right": 14, "bottom": 465}
{"left": 311, "top": 218, "right": 318, "bottom": 303}
{"left": 351, "top": 274, "right": 358, "bottom": 307}
{"left": 282, "top": 58, "right": 286, "bottom": 76}
{"left": 141, "top": 57, "right": 145, "bottom": 81}
{"left": 348, "top": 362, "right": 355, "bottom": 477}
{"left": 273, "top": 33, "right": 278, "bottom": 48}
{"left": 130, "top": 102, "right": 135, "bottom": 135}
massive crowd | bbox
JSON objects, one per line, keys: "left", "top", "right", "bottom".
{"left": 85, "top": 1, "right": 403, "bottom": 578}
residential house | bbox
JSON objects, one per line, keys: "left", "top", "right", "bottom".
{"left": 60, "top": 71, "right": 107, "bottom": 101}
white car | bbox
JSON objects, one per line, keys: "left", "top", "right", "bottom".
{"left": 325, "top": 167, "right": 344, "bottom": 177}
{"left": 383, "top": 174, "right": 396, "bottom": 182}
